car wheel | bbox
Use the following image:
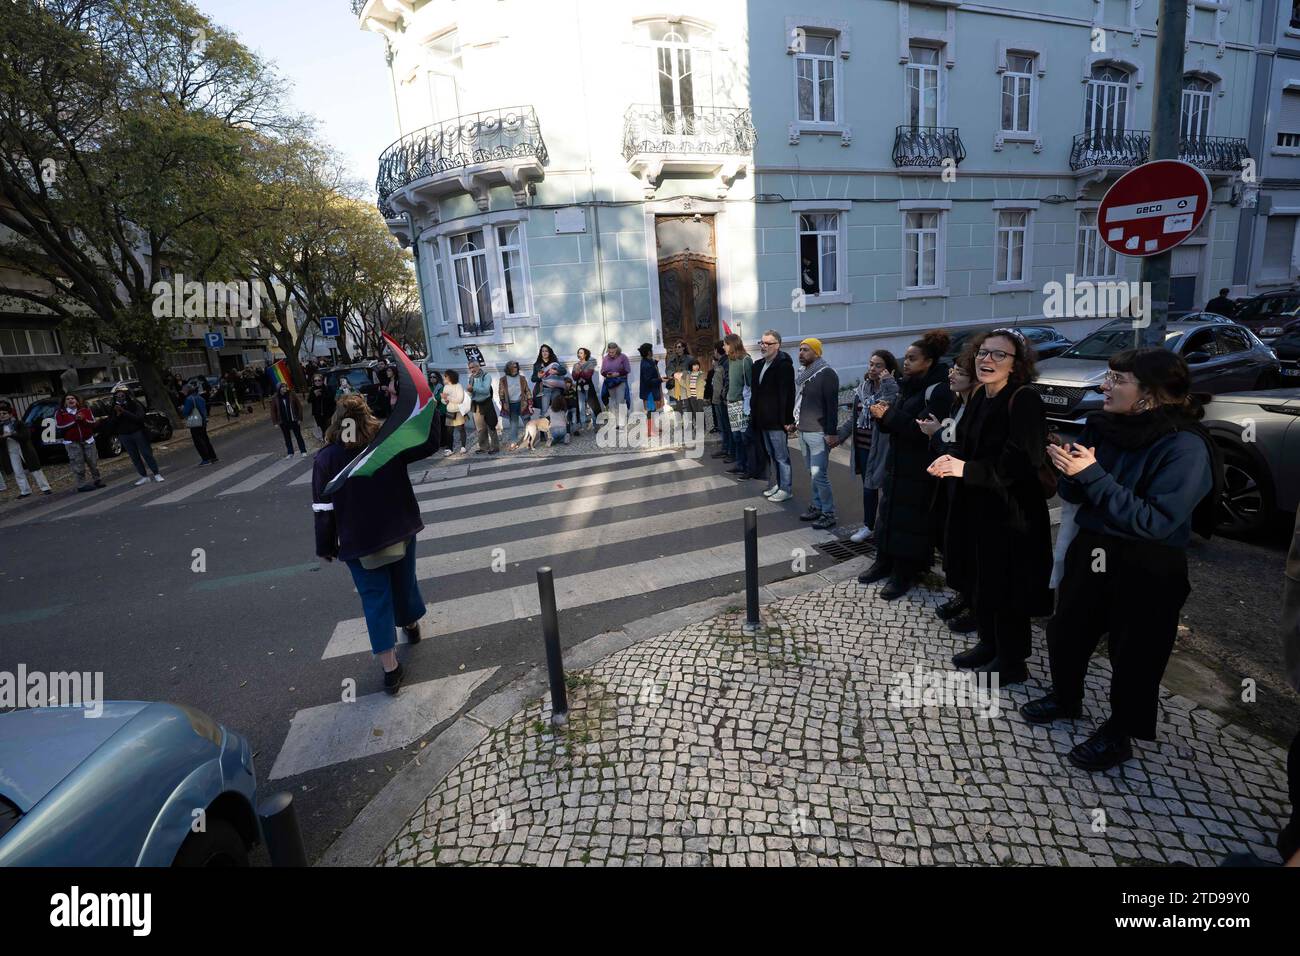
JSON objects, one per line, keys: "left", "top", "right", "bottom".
{"left": 159, "top": 421, "right": 173, "bottom": 440}
{"left": 1215, "top": 444, "right": 1274, "bottom": 538}
{"left": 172, "top": 818, "right": 249, "bottom": 867}
{"left": 103, "top": 437, "right": 122, "bottom": 458}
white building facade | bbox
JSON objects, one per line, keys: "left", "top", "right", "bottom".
{"left": 354, "top": 0, "right": 1256, "bottom": 382}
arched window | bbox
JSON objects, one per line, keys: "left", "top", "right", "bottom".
{"left": 1085, "top": 63, "right": 1129, "bottom": 135}
{"left": 1181, "top": 76, "right": 1213, "bottom": 140}
{"left": 642, "top": 19, "right": 713, "bottom": 133}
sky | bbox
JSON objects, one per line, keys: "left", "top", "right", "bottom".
{"left": 197, "top": 0, "right": 397, "bottom": 198}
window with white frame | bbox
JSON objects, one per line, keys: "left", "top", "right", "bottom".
{"left": 907, "top": 46, "right": 941, "bottom": 128}
{"left": 1262, "top": 216, "right": 1298, "bottom": 281}
{"left": 1085, "top": 64, "right": 1130, "bottom": 135}
{"left": 0, "top": 328, "right": 60, "bottom": 356}
{"left": 795, "top": 33, "right": 837, "bottom": 124}
{"left": 1076, "top": 209, "right": 1120, "bottom": 278}
{"left": 445, "top": 222, "right": 532, "bottom": 335}
{"left": 1001, "top": 53, "right": 1034, "bottom": 134}
{"left": 1180, "top": 77, "right": 1212, "bottom": 140}
{"left": 903, "top": 211, "right": 941, "bottom": 289}
{"left": 433, "top": 257, "right": 450, "bottom": 326}
{"left": 995, "top": 210, "right": 1029, "bottom": 284}
{"left": 1278, "top": 90, "right": 1300, "bottom": 149}
{"left": 797, "top": 212, "right": 839, "bottom": 296}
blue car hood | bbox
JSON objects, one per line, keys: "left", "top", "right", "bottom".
{"left": 0, "top": 702, "right": 149, "bottom": 812}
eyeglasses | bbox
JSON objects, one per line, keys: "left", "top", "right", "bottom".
{"left": 1102, "top": 372, "right": 1135, "bottom": 387}
{"left": 760, "top": 339, "right": 778, "bottom": 346}
{"left": 975, "top": 349, "right": 1012, "bottom": 362}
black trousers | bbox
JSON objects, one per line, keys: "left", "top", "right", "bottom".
{"left": 280, "top": 422, "right": 307, "bottom": 454}
{"left": 189, "top": 426, "right": 216, "bottom": 462}
{"left": 975, "top": 605, "right": 1032, "bottom": 666}
{"left": 1046, "top": 529, "right": 1189, "bottom": 741}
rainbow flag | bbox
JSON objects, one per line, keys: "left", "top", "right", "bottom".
{"left": 270, "top": 359, "right": 291, "bottom": 388}
{"left": 322, "top": 333, "right": 434, "bottom": 495}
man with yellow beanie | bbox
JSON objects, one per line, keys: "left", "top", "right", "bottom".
{"left": 791, "top": 337, "right": 840, "bottom": 530}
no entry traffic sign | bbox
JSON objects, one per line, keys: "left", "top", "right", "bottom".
{"left": 1097, "top": 159, "right": 1211, "bottom": 258}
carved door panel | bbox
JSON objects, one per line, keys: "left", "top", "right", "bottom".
{"left": 658, "top": 252, "right": 718, "bottom": 375}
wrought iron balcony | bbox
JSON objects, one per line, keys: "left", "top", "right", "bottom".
{"left": 622, "top": 104, "right": 755, "bottom": 197}
{"left": 1069, "top": 130, "right": 1250, "bottom": 173}
{"left": 375, "top": 106, "right": 548, "bottom": 218}
{"left": 350, "top": 0, "right": 366, "bottom": 15}
{"left": 892, "top": 126, "right": 966, "bottom": 169}
{"left": 621, "top": 105, "right": 756, "bottom": 162}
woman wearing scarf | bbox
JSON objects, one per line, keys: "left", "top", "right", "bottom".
{"left": 832, "top": 350, "right": 899, "bottom": 544}
{"left": 571, "top": 348, "right": 602, "bottom": 433}
{"left": 928, "top": 329, "right": 1053, "bottom": 685}
{"left": 860, "top": 330, "right": 952, "bottom": 600}
{"left": 637, "top": 343, "right": 664, "bottom": 439}
{"left": 600, "top": 342, "right": 632, "bottom": 433}
{"left": 723, "top": 333, "right": 753, "bottom": 476}
{"left": 497, "top": 360, "right": 533, "bottom": 450}
{"left": 920, "top": 347, "right": 979, "bottom": 633}
{"left": 1020, "top": 347, "right": 1215, "bottom": 772}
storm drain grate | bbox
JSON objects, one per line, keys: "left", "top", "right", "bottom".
{"left": 813, "top": 538, "right": 877, "bottom": 563}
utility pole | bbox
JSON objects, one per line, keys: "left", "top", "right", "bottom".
{"left": 1138, "top": 0, "right": 1191, "bottom": 346}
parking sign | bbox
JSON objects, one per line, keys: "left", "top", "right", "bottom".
{"left": 205, "top": 332, "right": 225, "bottom": 349}
{"left": 320, "top": 316, "right": 339, "bottom": 337}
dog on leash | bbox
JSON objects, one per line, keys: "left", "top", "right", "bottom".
{"left": 521, "top": 416, "right": 551, "bottom": 449}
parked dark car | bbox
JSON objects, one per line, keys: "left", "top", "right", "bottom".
{"left": 944, "top": 324, "right": 1073, "bottom": 363}
{"left": 325, "top": 363, "right": 387, "bottom": 416}
{"left": 22, "top": 382, "right": 173, "bottom": 463}
{"left": 1031, "top": 318, "right": 1283, "bottom": 429}
{"left": 1231, "top": 289, "right": 1300, "bottom": 344}
{"left": 1197, "top": 388, "right": 1300, "bottom": 537}
{"left": 1274, "top": 323, "right": 1300, "bottom": 383}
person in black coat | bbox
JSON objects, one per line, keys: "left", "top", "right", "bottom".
{"left": 637, "top": 343, "right": 663, "bottom": 439}
{"left": 750, "top": 330, "right": 795, "bottom": 498}
{"left": 928, "top": 329, "right": 1054, "bottom": 684}
{"left": 860, "top": 329, "right": 953, "bottom": 600}
{"left": 103, "top": 383, "right": 164, "bottom": 483}
{"left": 308, "top": 373, "right": 336, "bottom": 440}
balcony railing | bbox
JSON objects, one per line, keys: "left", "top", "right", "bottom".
{"left": 1069, "top": 130, "right": 1250, "bottom": 172}
{"left": 375, "top": 106, "right": 548, "bottom": 218}
{"left": 350, "top": 0, "right": 366, "bottom": 15}
{"left": 622, "top": 105, "right": 756, "bottom": 162}
{"left": 891, "top": 126, "right": 966, "bottom": 168}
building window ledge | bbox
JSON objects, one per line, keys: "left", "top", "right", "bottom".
{"left": 804, "top": 291, "right": 853, "bottom": 306}
{"left": 789, "top": 122, "right": 852, "bottom": 146}
{"left": 897, "top": 286, "right": 949, "bottom": 300}
{"left": 1271, "top": 146, "right": 1300, "bottom": 157}
{"left": 993, "top": 131, "right": 1043, "bottom": 153}
{"left": 988, "top": 281, "right": 1035, "bottom": 294}
{"left": 1255, "top": 277, "right": 1297, "bottom": 288}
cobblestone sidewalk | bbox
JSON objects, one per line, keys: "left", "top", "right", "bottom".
{"left": 380, "top": 576, "right": 1292, "bottom": 868}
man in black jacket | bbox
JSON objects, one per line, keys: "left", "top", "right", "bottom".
{"left": 105, "top": 384, "right": 163, "bottom": 485}
{"left": 1204, "top": 288, "right": 1236, "bottom": 318}
{"left": 790, "top": 338, "right": 841, "bottom": 529}
{"left": 751, "top": 330, "right": 795, "bottom": 502}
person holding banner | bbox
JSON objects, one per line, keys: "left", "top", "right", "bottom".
{"left": 312, "top": 336, "right": 440, "bottom": 695}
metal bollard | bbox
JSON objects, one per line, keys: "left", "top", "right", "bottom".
{"left": 257, "top": 791, "right": 308, "bottom": 867}
{"left": 743, "top": 507, "right": 760, "bottom": 635}
{"left": 537, "top": 566, "right": 569, "bottom": 726}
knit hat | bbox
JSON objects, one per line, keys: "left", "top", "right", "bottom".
{"left": 800, "top": 337, "right": 823, "bottom": 358}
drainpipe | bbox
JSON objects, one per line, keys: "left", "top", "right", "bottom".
{"left": 573, "top": 0, "right": 610, "bottom": 353}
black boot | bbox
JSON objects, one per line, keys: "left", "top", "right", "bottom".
{"left": 1020, "top": 691, "right": 1082, "bottom": 725}
{"left": 858, "top": 559, "right": 893, "bottom": 585}
{"left": 952, "top": 642, "right": 996, "bottom": 669}
{"left": 948, "top": 610, "right": 978, "bottom": 634}
{"left": 383, "top": 662, "right": 405, "bottom": 696}
{"left": 973, "top": 656, "right": 1029, "bottom": 685}
{"left": 1068, "top": 723, "right": 1133, "bottom": 772}
{"left": 880, "top": 574, "right": 915, "bottom": 601}
{"left": 402, "top": 623, "right": 422, "bottom": 645}
{"left": 936, "top": 594, "right": 968, "bottom": 621}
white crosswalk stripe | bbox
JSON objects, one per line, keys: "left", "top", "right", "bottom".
{"left": 146, "top": 455, "right": 269, "bottom": 506}
{"left": 219, "top": 454, "right": 312, "bottom": 496}
{"left": 410, "top": 450, "right": 669, "bottom": 493}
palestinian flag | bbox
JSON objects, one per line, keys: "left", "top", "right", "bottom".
{"left": 322, "top": 332, "right": 434, "bottom": 495}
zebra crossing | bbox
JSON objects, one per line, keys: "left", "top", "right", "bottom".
{"left": 264, "top": 447, "right": 838, "bottom": 783}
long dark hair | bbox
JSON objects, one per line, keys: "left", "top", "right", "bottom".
{"left": 536, "top": 344, "right": 556, "bottom": 365}
{"left": 1109, "top": 347, "right": 1203, "bottom": 419}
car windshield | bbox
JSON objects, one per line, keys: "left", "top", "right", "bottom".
{"left": 333, "top": 370, "right": 370, "bottom": 389}
{"left": 1058, "top": 326, "right": 1178, "bottom": 360}
{"left": 1236, "top": 296, "right": 1299, "bottom": 322}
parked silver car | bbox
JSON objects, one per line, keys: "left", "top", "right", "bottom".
{"left": 1032, "top": 318, "right": 1282, "bottom": 429}
{"left": 1198, "top": 389, "right": 1300, "bottom": 537}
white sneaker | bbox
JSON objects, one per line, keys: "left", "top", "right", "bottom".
{"left": 850, "top": 525, "right": 872, "bottom": 544}
{"left": 153, "top": 474, "right": 165, "bottom": 482}
{"left": 769, "top": 490, "right": 793, "bottom": 503}
{"left": 134, "top": 476, "right": 150, "bottom": 486}
{"left": 762, "top": 485, "right": 778, "bottom": 497}
{"left": 285, "top": 453, "right": 295, "bottom": 460}
{"left": 441, "top": 448, "right": 453, "bottom": 457}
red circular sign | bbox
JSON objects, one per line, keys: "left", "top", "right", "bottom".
{"left": 1096, "top": 159, "right": 1211, "bottom": 258}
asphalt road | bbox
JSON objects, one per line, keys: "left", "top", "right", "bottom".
{"left": 0, "top": 417, "right": 867, "bottom": 862}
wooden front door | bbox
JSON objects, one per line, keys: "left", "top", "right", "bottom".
{"left": 655, "top": 213, "right": 719, "bottom": 374}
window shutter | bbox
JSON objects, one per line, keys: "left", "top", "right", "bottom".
{"left": 1262, "top": 216, "right": 1297, "bottom": 279}
{"left": 1280, "top": 91, "right": 1300, "bottom": 134}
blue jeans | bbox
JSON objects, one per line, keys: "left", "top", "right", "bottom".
{"left": 716, "top": 403, "right": 732, "bottom": 455}
{"left": 732, "top": 428, "right": 750, "bottom": 473}
{"left": 506, "top": 401, "right": 522, "bottom": 444}
{"left": 762, "top": 429, "right": 792, "bottom": 492}
{"left": 345, "top": 537, "right": 425, "bottom": 655}
{"left": 799, "top": 431, "right": 834, "bottom": 515}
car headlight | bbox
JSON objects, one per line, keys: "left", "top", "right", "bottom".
{"left": 1261, "top": 327, "right": 1284, "bottom": 337}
